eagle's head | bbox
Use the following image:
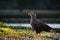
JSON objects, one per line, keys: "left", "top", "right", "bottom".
{"left": 28, "top": 12, "right": 36, "bottom": 17}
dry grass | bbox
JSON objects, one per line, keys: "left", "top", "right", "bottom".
{"left": 0, "top": 27, "right": 60, "bottom": 40}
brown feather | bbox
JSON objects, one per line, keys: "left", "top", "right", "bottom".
{"left": 28, "top": 12, "right": 52, "bottom": 33}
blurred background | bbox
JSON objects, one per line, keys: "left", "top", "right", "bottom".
{"left": 0, "top": 0, "right": 60, "bottom": 29}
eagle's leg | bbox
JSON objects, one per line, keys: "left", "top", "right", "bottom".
{"left": 35, "top": 29, "right": 42, "bottom": 33}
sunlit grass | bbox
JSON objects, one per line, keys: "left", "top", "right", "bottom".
{"left": 0, "top": 27, "right": 19, "bottom": 36}
{"left": 0, "top": 27, "right": 59, "bottom": 40}
{"left": 0, "top": 22, "right": 59, "bottom": 40}
{"left": 0, "top": 27, "right": 58, "bottom": 36}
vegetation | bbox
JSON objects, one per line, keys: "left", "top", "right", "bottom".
{"left": 0, "top": 22, "right": 59, "bottom": 40}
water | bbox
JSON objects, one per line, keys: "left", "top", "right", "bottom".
{"left": 5, "top": 23, "right": 60, "bottom": 28}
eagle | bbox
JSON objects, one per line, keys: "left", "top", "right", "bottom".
{"left": 28, "top": 12, "right": 53, "bottom": 33}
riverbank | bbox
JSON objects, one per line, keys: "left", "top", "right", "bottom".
{"left": 0, "top": 27, "right": 60, "bottom": 40}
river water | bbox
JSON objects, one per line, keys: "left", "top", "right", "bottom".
{"left": 5, "top": 23, "right": 60, "bottom": 28}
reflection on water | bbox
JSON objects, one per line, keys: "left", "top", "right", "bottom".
{"left": 5, "top": 23, "right": 60, "bottom": 28}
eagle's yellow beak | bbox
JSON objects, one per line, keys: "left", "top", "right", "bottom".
{"left": 28, "top": 12, "right": 31, "bottom": 16}
{"left": 28, "top": 12, "right": 35, "bottom": 16}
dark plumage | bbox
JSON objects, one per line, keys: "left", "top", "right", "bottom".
{"left": 28, "top": 12, "right": 52, "bottom": 33}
